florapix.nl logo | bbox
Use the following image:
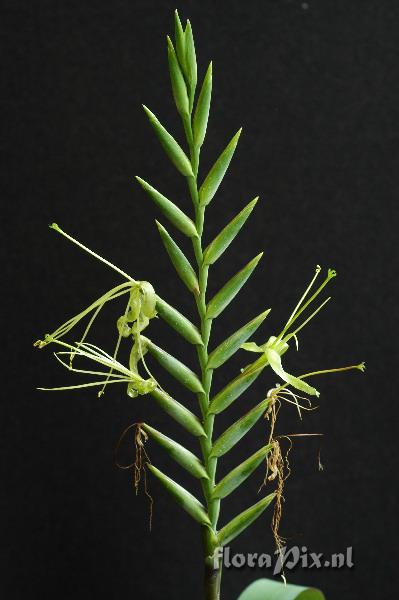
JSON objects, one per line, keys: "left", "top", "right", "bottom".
{"left": 213, "top": 546, "right": 354, "bottom": 575}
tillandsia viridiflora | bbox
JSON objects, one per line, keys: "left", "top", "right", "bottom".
{"left": 34, "top": 11, "right": 365, "bottom": 600}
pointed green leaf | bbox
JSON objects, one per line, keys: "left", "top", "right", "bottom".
{"left": 209, "top": 367, "right": 263, "bottom": 415}
{"left": 150, "top": 388, "right": 205, "bottom": 437}
{"left": 210, "top": 397, "right": 271, "bottom": 458}
{"left": 238, "top": 579, "right": 326, "bottom": 600}
{"left": 155, "top": 296, "right": 203, "bottom": 345}
{"left": 207, "top": 309, "right": 271, "bottom": 370}
{"left": 147, "top": 464, "right": 211, "bottom": 525}
{"left": 203, "top": 198, "right": 258, "bottom": 265}
{"left": 167, "top": 36, "right": 189, "bottom": 117}
{"left": 206, "top": 253, "right": 263, "bottom": 320}
{"left": 174, "top": 10, "right": 187, "bottom": 74}
{"left": 142, "top": 424, "right": 208, "bottom": 480}
{"left": 217, "top": 493, "right": 276, "bottom": 546}
{"left": 212, "top": 445, "right": 272, "bottom": 499}
{"left": 199, "top": 129, "right": 242, "bottom": 206}
{"left": 145, "top": 338, "right": 204, "bottom": 394}
{"left": 193, "top": 62, "right": 212, "bottom": 148}
{"left": 156, "top": 221, "right": 199, "bottom": 294}
{"left": 136, "top": 177, "right": 197, "bottom": 238}
{"left": 184, "top": 20, "right": 197, "bottom": 109}
{"left": 142, "top": 105, "right": 193, "bottom": 177}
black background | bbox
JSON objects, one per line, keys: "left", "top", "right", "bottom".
{"left": 1, "top": 1, "right": 398, "bottom": 598}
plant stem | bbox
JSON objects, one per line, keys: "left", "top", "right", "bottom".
{"left": 184, "top": 115, "right": 222, "bottom": 599}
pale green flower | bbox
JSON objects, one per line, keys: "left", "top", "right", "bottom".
{"left": 34, "top": 224, "right": 158, "bottom": 398}
{"left": 241, "top": 266, "right": 364, "bottom": 396}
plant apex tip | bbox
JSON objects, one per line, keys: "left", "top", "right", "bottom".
{"left": 357, "top": 361, "right": 366, "bottom": 372}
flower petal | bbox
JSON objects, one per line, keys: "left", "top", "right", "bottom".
{"left": 265, "top": 347, "right": 320, "bottom": 397}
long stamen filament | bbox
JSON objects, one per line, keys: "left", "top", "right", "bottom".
{"left": 50, "top": 339, "right": 132, "bottom": 376}
{"left": 298, "top": 363, "right": 366, "bottom": 380}
{"left": 283, "top": 296, "right": 331, "bottom": 342}
{"left": 37, "top": 283, "right": 132, "bottom": 346}
{"left": 277, "top": 268, "right": 336, "bottom": 341}
{"left": 98, "top": 296, "right": 131, "bottom": 396}
{"left": 50, "top": 223, "right": 135, "bottom": 282}
{"left": 38, "top": 379, "right": 131, "bottom": 392}
{"left": 53, "top": 352, "right": 128, "bottom": 378}
{"left": 280, "top": 265, "right": 321, "bottom": 336}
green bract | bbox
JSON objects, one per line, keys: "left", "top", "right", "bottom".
{"left": 35, "top": 11, "right": 365, "bottom": 600}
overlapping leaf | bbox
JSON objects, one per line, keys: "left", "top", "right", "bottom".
{"left": 142, "top": 423, "right": 208, "bottom": 479}
{"left": 193, "top": 62, "right": 212, "bottom": 148}
{"left": 206, "top": 253, "right": 263, "bottom": 319}
{"left": 167, "top": 36, "right": 189, "bottom": 117}
{"left": 199, "top": 129, "right": 242, "bottom": 206}
{"left": 143, "top": 105, "right": 193, "bottom": 177}
{"left": 155, "top": 296, "right": 202, "bottom": 345}
{"left": 209, "top": 366, "right": 264, "bottom": 415}
{"left": 157, "top": 222, "right": 199, "bottom": 293}
{"left": 217, "top": 493, "right": 275, "bottom": 546}
{"left": 136, "top": 177, "right": 197, "bottom": 238}
{"left": 210, "top": 397, "right": 271, "bottom": 457}
{"left": 148, "top": 464, "right": 211, "bottom": 525}
{"left": 150, "top": 388, "right": 205, "bottom": 437}
{"left": 212, "top": 444, "right": 272, "bottom": 499}
{"left": 203, "top": 198, "right": 258, "bottom": 265}
{"left": 144, "top": 338, "right": 204, "bottom": 393}
{"left": 207, "top": 309, "right": 270, "bottom": 370}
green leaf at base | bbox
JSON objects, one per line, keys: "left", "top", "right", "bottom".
{"left": 237, "top": 579, "right": 325, "bottom": 600}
